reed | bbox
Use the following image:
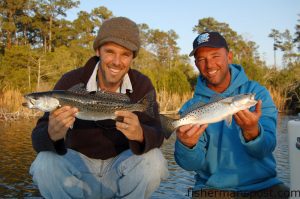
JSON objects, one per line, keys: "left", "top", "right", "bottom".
{"left": 267, "top": 86, "right": 287, "bottom": 112}
{"left": 157, "top": 90, "right": 192, "bottom": 114}
{"left": 0, "top": 88, "right": 40, "bottom": 120}
{"left": 0, "top": 87, "right": 23, "bottom": 112}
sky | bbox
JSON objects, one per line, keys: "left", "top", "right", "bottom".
{"left": 66, "top": 0, "right": 299, "bottom": 67}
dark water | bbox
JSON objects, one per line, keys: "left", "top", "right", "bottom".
{"left": 0, "top": 114, "right": 295, "bottom": 198}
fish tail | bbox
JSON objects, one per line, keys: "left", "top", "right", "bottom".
{"left": 137, "top": 90, "right": 155, "bottom": 118}
{"left": 159, "top": 114, "right": 176, "bottom": 139}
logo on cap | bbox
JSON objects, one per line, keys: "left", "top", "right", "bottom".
{"left": 197, "top": 33, "right": 210, "bottom": 45}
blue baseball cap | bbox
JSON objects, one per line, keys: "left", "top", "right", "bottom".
{"left": 189, "top": 32, "right": 229, "bottom": 56}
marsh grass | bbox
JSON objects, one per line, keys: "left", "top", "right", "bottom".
{"left": 0, "top": 88, "right": 40, "bottom": 120}
{"left": 267, "top": 86, "right": 288, "bottom": 112}
{"left": 157, "top": 90, "right": 192, "bottom": 114}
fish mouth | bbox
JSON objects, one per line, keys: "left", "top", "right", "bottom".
{"left": 22, "top": 97, "right": 34, "bottom": 108}
{"left": 246, "top": 93, "right": 256, "bottom": 102}
{"left": 247, "top": 93, "right": 258, "bottom": 106}
{"left": 22, "top": 102, "right": 28, "bottom": 107}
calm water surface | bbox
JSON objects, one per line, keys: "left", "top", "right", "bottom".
{"left": 0, "top": 114, "right": 296, "bottom": 198}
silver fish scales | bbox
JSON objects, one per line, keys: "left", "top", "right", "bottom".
{"left": 161, "top": 93, "right": 258, "bottom": 138}
{"left": 23, "top": 84, "right": 155, "bottom": 121}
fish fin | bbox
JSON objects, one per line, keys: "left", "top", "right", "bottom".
{"left": 181, "top": 101, "right": 206, "bottom": 117}
{"left": 181, "top": 94, "right": 226, "bottom": 117}
{"left": 68, "top": 83, "right": 131, "bottom": 103}
{"left": 209, "top": 94, "right": 225, "bottom": 102}
{"left": 159, "top": 114, "right": 176, "bottom": 139}
{"left": 220, "top": 97, "right": 234, "bottom": 105}
{"left": 93, "top": 90, "right": 131, "bottom": 102}
{"left": 225, "top": 115, "right": 232, "bottom": 127}
{"left": 211, "top": 94, "right": 235, "bottom": 105}
{"left": 137, "top": 90, "right": 155, "bottom": 118}
{"left": 68, "top": 83, "right": 89, "bottom": 94}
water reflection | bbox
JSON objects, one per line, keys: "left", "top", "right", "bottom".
{"left": 0, "top": 120, "right": 40, "bottom": 197}
{"left": 0, "top": 114, "right": 294, "bottom": 198}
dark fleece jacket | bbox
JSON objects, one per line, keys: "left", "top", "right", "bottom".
{"left": 31, "top": 56, "right": 164, "bottom": 159}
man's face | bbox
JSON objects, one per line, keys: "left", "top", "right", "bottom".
{"left": 96, "top": 42, "right": 133, "bottom": 91}
{"left": 194, "top": 47, "right": 233, "bottom": 92}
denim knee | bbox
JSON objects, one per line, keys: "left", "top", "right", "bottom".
{"left": 30, "top": 151, "right": 85, "bottom": 198}
{"left": 117, "top": 148, "right": 168, "bottom": 179}
{"left": 30, "top": 151, "right": 81, "bottom": 177}
{"left": 30, "top": 151, "right": 61, "bottom": 178}
{"left": 142, "top": 148, "right": 169, "bottom": 179}
{"left": 141, "top": 148, "right": 169, "bottom": 198}
{"left": 117, "top": 148, "right": 169, "bottom": 198}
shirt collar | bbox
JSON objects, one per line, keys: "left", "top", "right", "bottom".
{"left": 86, "top": 61, "right": 133, "bottom": 93}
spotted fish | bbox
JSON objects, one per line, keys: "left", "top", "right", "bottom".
{"left": 160, "top": 93, "right": 258, "bottom": 138}
{"left": 22, "top": 84, "right": 155, "bottom": 121}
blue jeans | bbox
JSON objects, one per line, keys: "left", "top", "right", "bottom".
{"left": 30, "top": 148, "right": 169, "bottom": 199}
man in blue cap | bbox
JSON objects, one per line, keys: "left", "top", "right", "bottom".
{"left": 175, "top": 31, "right": 289, "bottom": 198}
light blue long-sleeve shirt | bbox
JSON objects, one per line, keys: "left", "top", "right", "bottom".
{"left": 174, "top": 64, "right": 282, "bottom": 191}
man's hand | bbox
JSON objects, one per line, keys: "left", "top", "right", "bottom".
{"left": 176, "top": 124, "right": 208, "bottom": 148}
{"left": 48, "top": 106, "right": 78, "bottom": 142}
{"left": 115, "top": 111, "right": 144, "bottom": 143}
{"left": 234, "top": 100, "right": 262, "bottom": 141}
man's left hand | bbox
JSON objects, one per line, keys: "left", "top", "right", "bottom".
{"left": 234, "top": 100, "right": 262, "bottom": 142}
{"left": 115, "top": 111, "right": 144, "bottom": 143}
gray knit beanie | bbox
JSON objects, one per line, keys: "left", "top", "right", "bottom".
{"left": 93, "top": 17, "right": 140, "bottom": 58}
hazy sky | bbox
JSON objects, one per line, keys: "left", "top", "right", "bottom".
{"left": 67, "top": 0, "right": 299, "bottom": 67}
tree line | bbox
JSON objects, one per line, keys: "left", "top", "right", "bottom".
{"left": 0, "top": 0, "right": 299, "bottom": 113}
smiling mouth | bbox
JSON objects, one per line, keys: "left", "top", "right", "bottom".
{"left": 109, "top": 67, "right": 121, "bottom": 75}
{"left": 207, "top": 70, "right": 218, "bottom": 75}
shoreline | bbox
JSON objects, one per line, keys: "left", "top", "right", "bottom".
{"left": 0, "top": 110, "right": 42, "bottom": 121}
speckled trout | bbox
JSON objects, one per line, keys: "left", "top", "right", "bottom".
{"left": 22, "top": 84, "right": 155, "bottom": 121}
{"left": 161, "top": 93, "right": 257, "bottom": 138}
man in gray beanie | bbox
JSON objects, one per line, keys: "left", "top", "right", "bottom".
{"left": 93, "top": 17, "right": 140, "bottom": 58}
{"left": 29, "top": 16, "right": 168, "bottom": 199}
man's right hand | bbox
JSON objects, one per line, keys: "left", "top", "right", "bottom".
{"left": 48, "top": 106, "right": 78, "bottom": 142}
{"left": 176, "top": 124, "right": 208, "bottom": 148}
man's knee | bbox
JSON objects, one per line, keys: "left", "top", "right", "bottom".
{"left": 118, "top": 148, "right": 168, "bottom": 179}
{"left": 30, "top": 151, "right": 86, "bottom": 197}
{"left": 29, "top": 151, "right": 65, "bottom": 191}
{"left": 30, "top": 151, "right": 80, "bottom": 181}
{"left": 116, "top": 149, "right": 168, "bottom": 198}
{"left": 138, "top": 148, "right": 169, "bottom": 181}
{"left": 30, "top": 151, "right": 60, "bottom": 175}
